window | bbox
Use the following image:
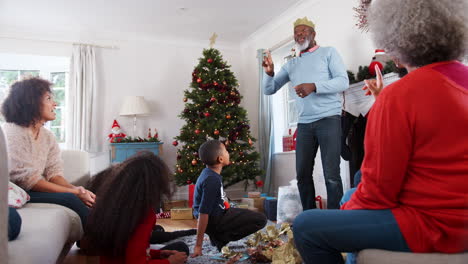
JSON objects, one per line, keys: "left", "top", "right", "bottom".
{"left": 0, "top": 54, "right": 70, "bottom": 145}
{"left": 269, "top": 42, "right": 296, "bottom": 153}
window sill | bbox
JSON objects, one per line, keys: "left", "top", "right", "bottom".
{"left": 273, "top": 151, "right": 295, "bottom": 156}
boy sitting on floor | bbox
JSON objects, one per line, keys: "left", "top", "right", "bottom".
{"left": 191, "top": 140, "right": 267, "bottom": 257}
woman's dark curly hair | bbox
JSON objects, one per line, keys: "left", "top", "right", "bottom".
{"left": 85, "top": 152, "right": 174, "bottom": 257}
{"left": 1, "top": 77, "right": 52, "bottom": 127}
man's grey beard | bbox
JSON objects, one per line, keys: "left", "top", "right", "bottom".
{"left": 295, "top": 38, "right": 310, "bottom": 52}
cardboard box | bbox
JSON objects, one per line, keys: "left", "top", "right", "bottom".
{"left": 170, "top": 207, "right": 193, "bottom": 220}
{"left": 163, "top": 200, "right": 187, "bottom": 211}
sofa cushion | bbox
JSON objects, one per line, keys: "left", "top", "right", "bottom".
{"left": 357, "top": 249, "right": 468, "bottom": 264}
{"left": 8, "top": 203, "right": 83, "bottom": 264}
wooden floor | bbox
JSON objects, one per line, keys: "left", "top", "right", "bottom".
{"left": 62, "top": 219, "right": 197, "bottom": 264}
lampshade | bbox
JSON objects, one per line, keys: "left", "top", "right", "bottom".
{"left": 119, "top": 96, "right": 150, "bottom": 116}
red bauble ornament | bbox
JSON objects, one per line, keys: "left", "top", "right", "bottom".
{"left": 183, "top": 98, "right": 188, "bottom": 102}
{"left": 172, "top": 141, "right": 178, "bottom": 146}
{"left": 210, "top": 97, "right": 216, "bottom": 102}
{"left": 256, "top": 180, "right": 264, "bottom": 188}
{"left": 178, "top": 168, "right": 184, "bottom": 173}
{"left": 214, "top": 129, "right": 220, "bottom": 135}
{"left": 197, "top": 78, "right": 202, "bottom": 83}
{"left": 207, "top": 58, "right": 213, "bottom": 63}
{"left": 239, "top": 151, "right": 244, "bottom": 156}
{"left": 177, "top": 155, "right": 182, "bottom": 160}
{"left": 191, "top": 159, "right": 197, "bottom": 165}
{"left": 204, "top": 112, "right": 211, "bottom": 117}
{"left": 226, "top": 114, "right": 231, "bottom": 119}
{"left": 187, "top": 180, "right": 192, "bottom": 184}
{"left": 195, "top": 129, "right": 200, "bottom": 134}
{"left": 213, "top": 81, "right": 218, "bottom": 86}
{"left": 230, "top": 91, "right": 236, "bottom": 96}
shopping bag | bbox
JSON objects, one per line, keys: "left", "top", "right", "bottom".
{"left": 276, "top": 180, "right": 303, "bottom": 224}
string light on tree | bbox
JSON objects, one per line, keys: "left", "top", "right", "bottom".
{"left": 172, "top": 37, "right": 262, "bottom": 188}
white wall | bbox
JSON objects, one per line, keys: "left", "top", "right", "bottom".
{"left": 239, "top": 0, "right": 376, "bottom": 198}
{"left": 0, "top": 32, "right": 242, "bottom": 178}
{"left": 0, "top": 0, "right": 376, "bottom": 199}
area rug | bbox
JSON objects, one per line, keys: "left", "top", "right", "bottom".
{"left": 152, "top": 221, "right": 279, "bottom": 264}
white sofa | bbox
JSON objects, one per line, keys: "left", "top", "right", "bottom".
{"left": 0, "top": 127, "right": 91, "bottom": 264}
{"left": 357, "top": 249, "right": 468, "bottom": 264}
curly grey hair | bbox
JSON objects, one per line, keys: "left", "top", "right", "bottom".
{"left": 368, "top": 0, "right": 468, "bottom": 67}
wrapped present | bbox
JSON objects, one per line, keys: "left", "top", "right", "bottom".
{"left": 163, "top": 200, "right": 187, "bottom": 211}
{"left": 315, "top": 196, "right": 327, "bottom": 209}
{"left": 241, "top": 198, "right": 255, "bottom": 208}
{"left": 253, "top": 197, "right": 266, "bottom": 213}
{"left": 248, "top": 191, "right": 261, "bottom": 198}
{"left": 188, "top": 184, "right": 195, "bottom": 208}
{"left": 248, "top": 207, "right": 259, "bottom": 212}
{"left": 156, "top": 211, "right": 171, "bottom": 219}
{"left": 264, "top": 198, "right": 278, "bottom": 221}
{"left": 237, "top": 204, "right": 249, "bottom": 209}
{"left": 170, "top": 207, "right": 193, "bottom": 220}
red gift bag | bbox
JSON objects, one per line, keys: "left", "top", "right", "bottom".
{"left": 188, "top": 184, "right": 195, "bottom": 208}
{"left": 315, "top": 196, "right": 324, "bottom": 209}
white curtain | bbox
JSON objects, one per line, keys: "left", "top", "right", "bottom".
{"left": 66, "top": 45, "right": 97, "bottom": 152}
{"left": 257, "top": 49, "right": 274, "bottom": 195}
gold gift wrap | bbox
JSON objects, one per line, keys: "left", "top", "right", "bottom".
{"left": 246, "top": 223, "right": 302, "bottom": 264}
{"left": 163, "top": 200, "right": 187, "bottom": 211}
{"left": 170, "top": 207, "right": 193, "bottom": 220}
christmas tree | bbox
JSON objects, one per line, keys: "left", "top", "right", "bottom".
{"left": 173, "top": 47, "right": 262, "bottom": 188}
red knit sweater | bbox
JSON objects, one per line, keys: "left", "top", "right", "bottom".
{"left": 342, "top": 61, "right": 468, "bottom": 253}
{"left": 100, "top": 212, "right": 169, "bottom": 264}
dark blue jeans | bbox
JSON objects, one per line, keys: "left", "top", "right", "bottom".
{"left": 28, "top": 191, "right": 89, "bottom": 227}
{"left": 293, "top": 169, "right": 410, "bottom": 264}
{"left": 8, "top": 207, "right": 21, "bottom": 241}
{"left": 296, "top": 115, "right": 343, "bottom": 209}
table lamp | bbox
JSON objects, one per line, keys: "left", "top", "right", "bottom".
{"left": 119, "top": 96, "right": 150, "bottom": 138}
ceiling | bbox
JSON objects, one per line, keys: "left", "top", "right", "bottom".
{"left": 0, "top": 0, "right": 302, "bottom": 44}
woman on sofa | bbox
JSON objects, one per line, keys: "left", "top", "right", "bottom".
{"left": 292, "top": 0, "right": 468, "bottom": 263}
{"left": 1, "top": 77, "right": 95, "bottom": 227}
{"left": 85, "top": 152, "right": 188, "bottom": 264}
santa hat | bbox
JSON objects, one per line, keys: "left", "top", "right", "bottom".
{"left": 375, "top": 49, "right": 386, "bottom": 55}
{"left": 112, "top": 120, "right": 121, "bottom": 129}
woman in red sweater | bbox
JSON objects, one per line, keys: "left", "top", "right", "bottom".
{"left": 85, "top": 152, "right": 188, "bottom": 264}
{"left": 292, "top": 0, "right": 468, "bottom": 263}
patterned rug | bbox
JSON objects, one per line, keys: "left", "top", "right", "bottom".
{"left": 153, "top": 222, "right": 278, "bottom": 264}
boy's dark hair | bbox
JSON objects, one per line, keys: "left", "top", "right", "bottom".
{"left": 198, "top": 140, "right": 224, "bottom": 166}
{"left": 1, "top": 77, "right": 52, "bottom": 127}
{"left": 85, "top": 152, "right": 174, "bottom": 257}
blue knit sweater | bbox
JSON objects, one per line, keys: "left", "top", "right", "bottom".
{"left": 262, "top": 46, "right": 349, "bottom": 123}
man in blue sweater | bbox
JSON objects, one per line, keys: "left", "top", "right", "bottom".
{"left": 262, "top": 17, "right": 348, "bottom": 209}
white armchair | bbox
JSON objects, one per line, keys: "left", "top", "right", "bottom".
{"left": 0, "top": 124, "right": 91, "bottom": 264}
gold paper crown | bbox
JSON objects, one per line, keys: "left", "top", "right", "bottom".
{"left": 293, "top": 17, "right": 315, "bottom": 29}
